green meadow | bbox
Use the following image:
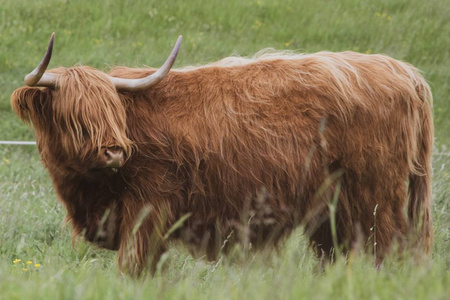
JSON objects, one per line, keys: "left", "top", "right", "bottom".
{"left": 0, "top": 0, "right": 449, "bottom": 299}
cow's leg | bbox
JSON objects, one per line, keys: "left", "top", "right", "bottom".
{"left": 367, "top": 199, "right": 408, "bottom": 265}
{"left": 305, "top": 175, "right": 353, "bottom": 264}
{"left": 117, "top": 204, "right": 169, "bottom": 276}
{"left": 348, "top": 175, "right": 409, "bottom": 265}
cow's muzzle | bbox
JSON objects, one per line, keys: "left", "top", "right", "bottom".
{"left": 101, "top": 147, "right": 125, "bottom": 170}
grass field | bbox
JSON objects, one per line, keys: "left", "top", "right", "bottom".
{"left": 0, "top": 0, "right": 449, "bottom": 299}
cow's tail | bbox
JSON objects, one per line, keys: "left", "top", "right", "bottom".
{"left": 408, "top": 75, "right": 434, "bottom": 254}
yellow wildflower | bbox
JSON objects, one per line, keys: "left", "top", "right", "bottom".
{"left": 35, "top": 264, "right": 41, "bottom": 268}
{"left": 26, "top": 261, "right": 33, "bottom": 265}
{"left": 284, "top": 40, "right": 294, "bottom": 47}
{"left": 13, "top": 259, "right": 21, "bottom": 264}
{"left": 22, "top": 268, "right": 28, "bottom": 272}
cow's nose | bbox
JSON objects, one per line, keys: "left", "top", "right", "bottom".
{"left": 101, "top": 147, "right": 124, "bottom": 168}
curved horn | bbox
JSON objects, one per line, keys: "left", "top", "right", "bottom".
{"left": 24, "top": 33, "right": 58, "bottom": 88}
{"left": 109, "top": 35, "right": 182, "bottom": 92}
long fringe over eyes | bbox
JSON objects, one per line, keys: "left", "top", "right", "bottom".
{"left": 50, "top": 67, "right": 133, "bottom": 158}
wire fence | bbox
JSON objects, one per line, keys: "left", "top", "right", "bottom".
{"left": 435, "top": 153, "right": 450, "bottom": 156}
{"left": 0, "top": 141, "right": 36, "bottom": 145}
{"left": 0, "top": 141, "right": 449, "bottom": 156}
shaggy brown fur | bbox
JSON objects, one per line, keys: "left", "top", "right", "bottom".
{"left": 11, "top": 50, "right": 433, "bottom": 275}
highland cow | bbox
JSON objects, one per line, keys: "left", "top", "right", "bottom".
{"left": 11, "top": 33, "right": 433, "bottom": 275}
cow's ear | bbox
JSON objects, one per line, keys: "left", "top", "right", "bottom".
{"left": 11, "top": 87, "right": 51, "bottom": 124}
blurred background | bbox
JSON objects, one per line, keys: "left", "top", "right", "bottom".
{"left": 0, "top": 0, "right": 448, "bottom": 298}
{"left": 1, "top": 0, "right": 448, "bottom": 145}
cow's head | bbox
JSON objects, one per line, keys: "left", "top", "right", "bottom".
{"left": 11, "top": 33, "right": 182, "bottom": 178}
